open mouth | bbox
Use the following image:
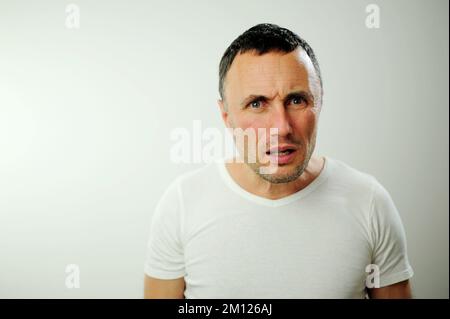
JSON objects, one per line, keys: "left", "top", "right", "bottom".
{"left": 264, "top": 145, "right": 298, "bottom": 165}
{"left": 266, "top": 149, "right": 296, "bottom": 156}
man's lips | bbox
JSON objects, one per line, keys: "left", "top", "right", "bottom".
{"left": 265, "top": 144, "right": 298, "bottom": 155}
{"left": 263, "top": 144, "right": 299, "bottom": 165}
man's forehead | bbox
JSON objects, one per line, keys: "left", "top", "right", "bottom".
{"left": 225, "top": 48, "right": 316, "bottom": 98}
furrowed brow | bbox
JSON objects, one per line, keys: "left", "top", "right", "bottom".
{"left": 284, "top": 90, "right": 314, "bottom": 104}
{"left": 239, "top": 90, "right": 314, "bottom": 108}
{"left": 240, "top": 95, "right": 269, "bottom": 108}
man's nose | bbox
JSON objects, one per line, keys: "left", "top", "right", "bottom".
{"left": 270, "top": 104, "right": 292, "bottom": 137}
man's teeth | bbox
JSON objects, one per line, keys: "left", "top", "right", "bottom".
{"left": 269, "top": 150, "right": 293, "bottom": 155}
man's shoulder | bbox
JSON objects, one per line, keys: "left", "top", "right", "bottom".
{"left": 326, "top": 157, "right": 392, "bottom": 219}
{"left": 327, "top": 157, "right": 379, "bottom": 194}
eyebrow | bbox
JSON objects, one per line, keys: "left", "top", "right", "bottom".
{"left": 240, "top": 90, "right": 314, "bottom": 108}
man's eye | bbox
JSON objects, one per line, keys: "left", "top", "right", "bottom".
{"left": 249, "top": 100, "right": 262, "bottom": 108}
{"left": 291, "top": 97, "right": 306, "bottom": 105}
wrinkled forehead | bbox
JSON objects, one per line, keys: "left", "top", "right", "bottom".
{"left": 224, "top": 48, "right": 319, "bottom": 101}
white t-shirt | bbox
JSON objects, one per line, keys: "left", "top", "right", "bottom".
{"left": 144, "top": 156, "right": 414, "bottom": 298}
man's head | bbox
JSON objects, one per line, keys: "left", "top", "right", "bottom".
{"left": 218, "top": 23, "right": 323, "bottom": 184}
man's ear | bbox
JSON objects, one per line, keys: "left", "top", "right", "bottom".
{"left": 217, "top": 99, "right": 231, "bottom": 128}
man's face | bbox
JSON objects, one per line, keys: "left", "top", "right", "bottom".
{"left": 219, "top": 48, "right": 322, "bottom": 183}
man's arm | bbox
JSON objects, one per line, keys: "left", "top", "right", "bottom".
{"left": 144, "top": 274, "right": 185, "bottom": 299}
{"left": 367, "top": 279, "right": 412, "bottom": 299}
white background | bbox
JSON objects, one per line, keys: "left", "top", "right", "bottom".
{"left": 0, "top": 0, "right": 448, "bottom": 298}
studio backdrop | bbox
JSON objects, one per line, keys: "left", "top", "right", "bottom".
{"left": 0, "top": 0, "right": 448, "bottom": 298}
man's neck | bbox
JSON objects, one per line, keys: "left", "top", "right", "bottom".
{"left": 225, "top": 155, "right": 325, "bottom": 200}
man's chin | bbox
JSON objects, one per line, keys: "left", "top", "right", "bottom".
{"left": 250, "top": 162, "right": 306, "bottom": 184}
{"left": 258, "top": 171, "right": 302, "bottom": 184}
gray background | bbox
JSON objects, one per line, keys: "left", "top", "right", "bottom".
{"left": 0, "top": 0, "right": 448, "bottom": 298}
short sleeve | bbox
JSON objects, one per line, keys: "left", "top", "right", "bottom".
{"left": 144, "top": 178, "right": 186, "bottom": 279}
{"left": 369, "top": 178, "right": 414, "bottom": 287}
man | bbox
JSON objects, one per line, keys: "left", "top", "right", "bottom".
{"left": 144, "top": 23, "right": 414, "bottom": 298}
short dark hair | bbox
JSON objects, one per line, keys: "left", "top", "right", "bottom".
{"left": 218, "top": 23, "right": 322, "bottom": 100}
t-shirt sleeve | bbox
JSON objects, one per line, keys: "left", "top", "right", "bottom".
{"left": 144, "top": 178, "right": 186, "bottom": 279}
{"left": 369, "top": 178, "right": 414, "bottom": 287}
